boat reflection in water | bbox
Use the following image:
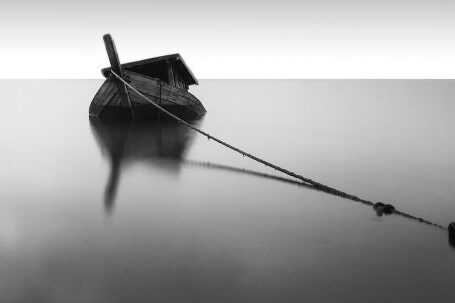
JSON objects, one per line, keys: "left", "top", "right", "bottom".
{"left": 90, "top": 117, "right": 201, "bottom": 213}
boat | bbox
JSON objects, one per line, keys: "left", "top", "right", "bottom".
{"left": 89, "top": 34, "right": 206, "bottom": 120}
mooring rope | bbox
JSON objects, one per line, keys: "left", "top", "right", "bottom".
{"left": 184, "top": 160, "right": 446, "bottom": 230}
{"left": 111, "top": 71, "right": 449, "bottom": 231}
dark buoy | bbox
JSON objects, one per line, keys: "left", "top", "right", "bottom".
{"left": 449, "top": 223, "right": 455, "bottom": 249}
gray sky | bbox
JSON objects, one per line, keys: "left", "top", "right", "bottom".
{"left": 1, "top": 0, "right": 454, "bottom": 78}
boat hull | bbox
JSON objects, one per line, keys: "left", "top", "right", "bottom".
{"left": 89, "top": 70, "right": 206, "bottom": 120}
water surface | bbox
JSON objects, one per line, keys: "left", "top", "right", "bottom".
{"left": 1, "top": 80, "right": 455, "bottom": 302}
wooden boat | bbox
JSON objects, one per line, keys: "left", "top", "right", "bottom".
{"left": 89, "top": 34, "right": 206, "bottom": 120}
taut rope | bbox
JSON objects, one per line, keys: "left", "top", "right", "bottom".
{"left": 110, "top": 71, "right": 449, "bottom": 232}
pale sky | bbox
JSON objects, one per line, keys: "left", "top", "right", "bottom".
{"left": 1, "top": 0, "right": 455, "bottom": 78}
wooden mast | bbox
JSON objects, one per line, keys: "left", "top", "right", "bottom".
{"left": 103, "top": 34, "right": 133, "bottom": 116}
{"left": 165, "top": 59, "right": 175, "bottom": 86}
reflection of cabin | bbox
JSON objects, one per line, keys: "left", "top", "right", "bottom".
{"left": 101, "top": 54, "right": 198, "bottom": 91}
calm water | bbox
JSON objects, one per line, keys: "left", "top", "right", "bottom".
{"left": 1, "top": 79, "right": 455, "bottom": 302}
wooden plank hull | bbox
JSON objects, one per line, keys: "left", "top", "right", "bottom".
{"left": 89, "top": 70, "right": 206, "bottom": 120}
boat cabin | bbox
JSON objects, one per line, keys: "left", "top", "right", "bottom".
{"left": 101, "top": 53, "right": 198, "bottom": 91}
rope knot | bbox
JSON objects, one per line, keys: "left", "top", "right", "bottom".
{"left": 373, "top": 202, "right": 395, "bottom": 216}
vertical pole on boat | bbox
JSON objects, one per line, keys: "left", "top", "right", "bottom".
{"left": 159, "top": 79, "right": 162, "bottom": 106}
{"left": 166, "top": 59, "right": 175, "bottom": 86}
{"left": 103, "top": 34, "right": 134, "bottom": 118}
{"left": 158, "top": 79, "right": 162, "bottom": 120}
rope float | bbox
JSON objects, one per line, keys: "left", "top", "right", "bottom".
{"left": 110, "top": 71, "right": 455, "bottom": 245}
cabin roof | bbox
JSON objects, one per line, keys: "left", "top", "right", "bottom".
{"left": 101, "top": 53, "right": 198, "bottom": 85}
